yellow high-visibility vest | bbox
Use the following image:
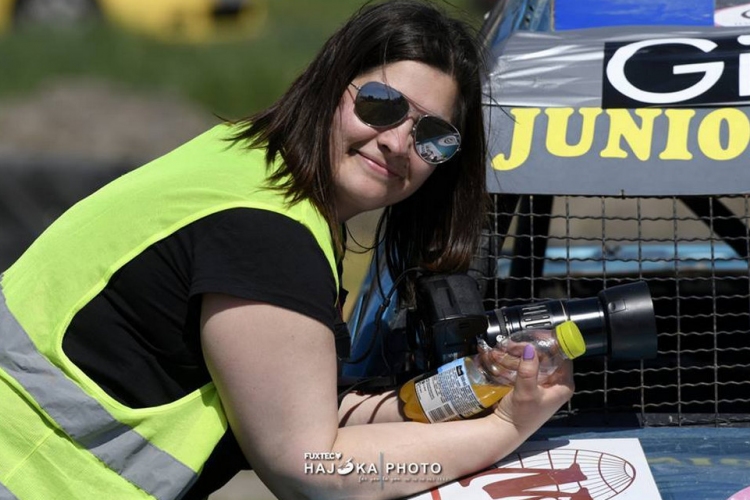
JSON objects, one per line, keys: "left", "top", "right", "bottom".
{"left": 0, "top": 124, "right": 337, "bottom": 499}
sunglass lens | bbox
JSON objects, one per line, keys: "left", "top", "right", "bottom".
{"left": 414, "top": 117, "right": 461, "bottom": 164}
{"left": 355, "top": 82, "right": 409, "bottom": 127}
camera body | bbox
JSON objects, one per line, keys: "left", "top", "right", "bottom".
{"left": 412, "top": 274, "right": 658, "bottom": 372}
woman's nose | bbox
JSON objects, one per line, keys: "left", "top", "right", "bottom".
{"left": 376, "top": 118, "right": 414, "bottom": 157}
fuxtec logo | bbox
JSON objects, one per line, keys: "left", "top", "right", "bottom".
{"left": 603, "top": 35, "right": 750, "bottom": 108}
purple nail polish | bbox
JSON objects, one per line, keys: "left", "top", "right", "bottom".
{"left": 523, "top": 344, "right": 535, "bottom": 360}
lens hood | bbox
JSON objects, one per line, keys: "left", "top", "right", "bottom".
{"left": 598, "top": 282, "right": 658, "bottom": 360}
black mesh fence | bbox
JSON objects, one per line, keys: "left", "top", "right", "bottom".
{"left": 483, "top": 194, "right": 750, "bottom": 427}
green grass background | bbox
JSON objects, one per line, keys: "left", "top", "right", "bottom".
{"left": 0, "top": 0, "right": 483, "bottom": 118}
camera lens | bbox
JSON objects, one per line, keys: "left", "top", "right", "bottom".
{"left": 486, "top": 282, "right": 657, "bottom": 360}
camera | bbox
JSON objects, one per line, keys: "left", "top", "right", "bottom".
{"left": 412, "top": 274, "right": 658, "bottom": 371}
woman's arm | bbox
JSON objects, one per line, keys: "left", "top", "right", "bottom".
{"left": 201, "top": 293, "right": 573, "bottom": 500}
{"left": 338, "top": 390, "right": 403, "bottom": 426}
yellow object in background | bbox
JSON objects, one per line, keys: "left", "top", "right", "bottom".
{"left": 0, "top": 0, "right": 268, "bottom": 44}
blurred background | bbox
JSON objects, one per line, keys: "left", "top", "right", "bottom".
{"left": 0, "top": 0, "right": 485, "bottom": 319}
{"left": 0, "top": 0, "right": 484, "bottom": 498}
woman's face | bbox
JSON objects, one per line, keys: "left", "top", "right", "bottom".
{"left": 330, "top": 60, "right": 459, "bottom": 222}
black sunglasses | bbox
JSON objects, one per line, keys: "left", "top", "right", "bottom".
{"left": 350, "top": 81, "right": 461, "bottom": 165}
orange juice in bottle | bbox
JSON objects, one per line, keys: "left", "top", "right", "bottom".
{"left": 399, "top": 320, "right": 585, "bottom": 423}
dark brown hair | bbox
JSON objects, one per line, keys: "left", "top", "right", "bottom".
{"left": 232, "top": 0, "right": 489, "bottom": 300}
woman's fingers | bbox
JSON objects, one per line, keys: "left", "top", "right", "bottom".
{"left": 512, "top": 344, "right": 541, "bottom": 398}
{"left": 492, "top": 344, "right": 575, "bottom": 436}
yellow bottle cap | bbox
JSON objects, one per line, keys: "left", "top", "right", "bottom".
{"left": 555, "top": 320, "right": 586, "bottom": 359}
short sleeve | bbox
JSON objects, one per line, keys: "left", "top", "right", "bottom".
{"left": 190, "top": 208, "right": 338, "bottom": 330}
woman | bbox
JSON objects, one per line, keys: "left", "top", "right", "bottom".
{"left": 0, "top": 1, "right": 573, "bottom": 499}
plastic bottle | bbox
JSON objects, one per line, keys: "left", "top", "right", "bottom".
{"left": 399, "top": 320, "right": 586, "bottom": 423}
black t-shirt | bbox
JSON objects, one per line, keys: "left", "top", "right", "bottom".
{"left": 62, "top": 208, "right": 339, "bottom": 498}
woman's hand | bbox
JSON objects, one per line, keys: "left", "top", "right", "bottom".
{"left": 492, "top": 345, "right": 575, "bottom": 437}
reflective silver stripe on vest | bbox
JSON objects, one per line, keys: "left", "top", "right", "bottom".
{"left": 0, "top": 283, "right": 197, "bottom": 500}
{"left": 0, "top": 480, "right": 19, "bottom": 500}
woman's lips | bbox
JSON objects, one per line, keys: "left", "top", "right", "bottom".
{"left": 357, "top": 150, "right": 404, "bottom": 178}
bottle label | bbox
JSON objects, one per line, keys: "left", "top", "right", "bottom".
{"left": 414, "top": 358, "right": 483, "bottom": 423}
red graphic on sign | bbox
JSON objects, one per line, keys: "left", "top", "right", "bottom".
{"left": 429, "top": 448, "right": 636, "bottom": 500}
{"left": 459, "top": 462, "right": 591, "bottom": 499}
